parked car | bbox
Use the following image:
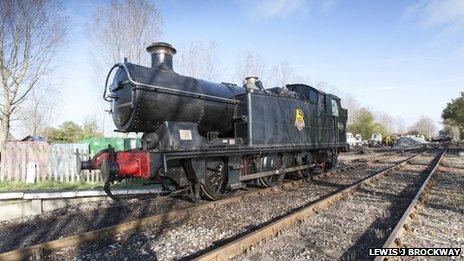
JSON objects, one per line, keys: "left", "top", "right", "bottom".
{"left": 346, "top": 132, "right": 363, "bottom": 147}
{"left": 369, "top": 133, "right": 382, "bottom": 146}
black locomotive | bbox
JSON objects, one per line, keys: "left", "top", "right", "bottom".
{"left": 81, "top": 42, "right": 348, "bottom": 200}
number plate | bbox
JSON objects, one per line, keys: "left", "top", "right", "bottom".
{"left": 179, "top": 129, "right": 192, "bottom": 140}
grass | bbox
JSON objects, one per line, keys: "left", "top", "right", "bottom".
{"left": 0, "top": 180, "right": 152, "bottom": 192}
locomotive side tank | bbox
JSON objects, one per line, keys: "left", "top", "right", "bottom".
{"left": 82, "top": 42, "right": 348, "bottom": 200}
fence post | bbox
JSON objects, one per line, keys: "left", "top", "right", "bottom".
{"left": 14, "top": 144, "right": 20, "bottom": 182}
{"left": 26, "top": 162, "right": 36, "bottom": 183}
{"left": 21, "top": 144, "right": 26, "bottom": 182}
{"left": 75, "top": 148, "right": 80, "bottom": 183}
{"left": 7, "top": 143, "right": 13, "bottom": 181}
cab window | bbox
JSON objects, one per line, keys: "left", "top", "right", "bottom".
{"left": 318, "top": 94, "right": 326, "bottom": 112}
{"left": 309, "top": 90, "right": 318, "bottom": 104}
{"left": 331, "top": 99, "right": 339, "bottom": 116}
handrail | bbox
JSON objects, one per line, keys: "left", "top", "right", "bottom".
{"left": 103, "top": 63, "right": 239, "bottom": 104}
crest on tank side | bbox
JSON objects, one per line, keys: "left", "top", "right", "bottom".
{"left": 294, "top": 108, "right": 305, "bottom": 131}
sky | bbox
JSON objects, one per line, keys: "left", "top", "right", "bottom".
{"left": 24, "top": 0, "right": 464, "bottom": 137}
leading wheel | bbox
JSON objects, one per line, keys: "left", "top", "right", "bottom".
{"left": 200, "top": 161, "right": 232, "bottom": 200}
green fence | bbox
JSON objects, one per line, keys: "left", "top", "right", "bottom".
{"left": 80, "top": 137, "right": 141, "bottom": 157}
{"left": 124, "top": 138, "right": 142, "bottom": 150}
{"left": 82, "top": 137, "right": 123, "bottom": 157}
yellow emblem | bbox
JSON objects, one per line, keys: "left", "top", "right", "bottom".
{"left": 295, "top": 108, "right": 305, "bottom": 131}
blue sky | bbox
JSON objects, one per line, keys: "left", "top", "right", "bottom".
{"left": 41, "top": 0, "right": 464, "bottom": 136}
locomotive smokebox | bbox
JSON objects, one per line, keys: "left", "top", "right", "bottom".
{"left": 146, "top": 42, "right": 176, "bottom": 71}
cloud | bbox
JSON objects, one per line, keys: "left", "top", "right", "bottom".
{"left": 405, "top": 0, "right": 464, "bottom": 30}
{"left": 237, "top": 0, "right": 337, "bottom": 19}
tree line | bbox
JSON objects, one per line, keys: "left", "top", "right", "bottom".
{"left": 45, "top": 120, "right": 103, "bottom": 143}
{"left": 347, "top": 107, "right": 438, "bottom": 140}
{"left": 442, "top": 92, "right": 464, "bottom": 140}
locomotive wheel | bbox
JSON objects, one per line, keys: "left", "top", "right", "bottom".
{"left": 295, "top": 153, "right": 313, "bottom": 179}
{"left": 163, "top": 177, "right": 178, "bottom": 191}
{"left": 299, "top": 167, "right": 314, "bottom": 178}
{"left": 260, "top": 160, "right": 285, "bottom": 187}
{"left": 260, "top": 173, "right": 285, "bottom": 187}
{"left": 259, "top": 157, "right": 285, "bottom": 187}
{"left": 200, "top": 161, "right": 232, "bottom": 200}
{"left": 324, "top": 154, "right": 339, "bottom": 171}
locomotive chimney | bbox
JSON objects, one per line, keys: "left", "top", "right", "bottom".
{"left": 146, "top": 42, "right": 177, "bottom": 71}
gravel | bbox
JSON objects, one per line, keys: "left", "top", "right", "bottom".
{"left": 0, "top": 195, "right": 195, "bottom": 253}
{"left": 0, "top": 195, "right": 152, "bottom": 227}
{"left": 339, "top": 149, "right": 407, "bottom": 163}
{"left": 393, "top": 137, "right": 427, "bottom": 148}
{"left": 441, "top": 148, "right": 464, "bottom": 169}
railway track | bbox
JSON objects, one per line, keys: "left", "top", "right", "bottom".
{"left": 377, "top": 148, "right": 463, "bottom": 260}
{"left": 0, "top": 150, "right": 415, "bottom": 260}
{"left": 373, "top": 148, "right": 447, "bottom": 260}
{"left": 196, "top": 148, "right": 446, "bottom": 260}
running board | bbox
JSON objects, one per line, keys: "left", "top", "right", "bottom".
{"left": 239, "top": 165, "right": 312, "bottom": 181}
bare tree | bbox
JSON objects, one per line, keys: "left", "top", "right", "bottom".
{"left": 178, "top": 39, "right": 218, "bottom": 80}
{"left": 87, "top": 0, "right": 164, "bottom": 81}
{"left": 17, "top": 85, "right": 60, "bottom": 137}
{"left": 87, "top": 0, "right": 163, "bottom": 136}
{"left": 442, "top": 119, "right": 460, "bottom": 141}
{"left": 234, "top": 53, "right": 266, "bottom": 84}
{"left": 394, "top": 118, "right": 406, "bottom": 134}
{"left": 0, "top": 0, "right": 68, "bottom": 150}
{"left": 267, "top": 61, "right": 296, "bottom": 87}
{"left": 340, "top": 94, "right": 361, "bottom": 126}
{"left": 375, "top": 112, "right": 396, "bottom": 133}
{"left": 408, "top": 116, "right": 437, "bottom": 139}
{"left": 311, "top": 82, "right": 361, "bottom": 127}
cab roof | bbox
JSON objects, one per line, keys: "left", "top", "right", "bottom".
{"left": 286, "top": 83, "right": 341, "bottom": 100}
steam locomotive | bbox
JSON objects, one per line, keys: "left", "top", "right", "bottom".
{"left": 81, "top": 42, "right": 348, "bottom": 200}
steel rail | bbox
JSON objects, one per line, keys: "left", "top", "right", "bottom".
{"left": 373, "top": 147, "right": 447, "bottom": 261}
{"left": 0, "top": 162, "right": 371, "bottom": 261}
{"left": 195, "top": 150, "right": 429, "bottom": 261}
